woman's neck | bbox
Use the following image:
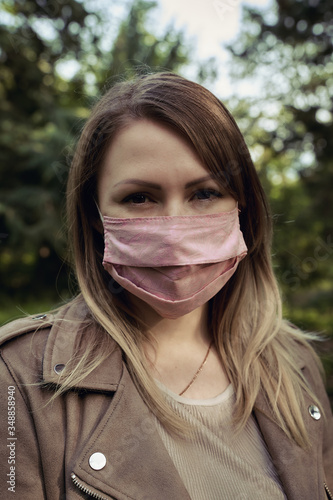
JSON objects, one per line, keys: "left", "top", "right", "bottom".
{"left": 130, "top": 294, "right": 211, "bottom": 346}
{"left": 127, "top": 294, "right": 229, "bottom": 399}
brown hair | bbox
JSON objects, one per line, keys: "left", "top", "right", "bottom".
{"left": 65, "top": 72, "right": 320, "bottom": 446}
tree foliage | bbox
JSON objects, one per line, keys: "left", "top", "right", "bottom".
{"left": 227, "top": 0, "right": 333, "bottom": 333}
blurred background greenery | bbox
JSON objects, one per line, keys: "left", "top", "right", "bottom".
{"left": 0, "top": 0, "right": 332, "bottom": 400}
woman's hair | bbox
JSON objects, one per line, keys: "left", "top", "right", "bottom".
{"left": 64, "top": 71, "right": 321, "bottom": 447}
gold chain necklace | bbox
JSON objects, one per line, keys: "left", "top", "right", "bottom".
{"left": 179, "top": 340, "right": 213, "bottom": 396}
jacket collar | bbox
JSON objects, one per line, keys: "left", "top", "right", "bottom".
{"left": 253, "top": 389, "right": 323, "bottom": 499}
{"left": 42, "top": 300, "right": 123, "bottom": 391}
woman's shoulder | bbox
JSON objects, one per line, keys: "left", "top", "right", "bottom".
{"left": 0, "top": 312, "right": 55, "bottom": 398}
{"left": 0, "top": 299, "right": 99, "bottom": 380}
{"left": 0, "top": 298, "right": 121, "bottom": 391}
{"left": 284, "top": 325, "right": 333, "bottom": 413}
{"left": 0, "top": 313, "right": 55, "bottom": 380}
{"left": 0, "top": 297, "right": 92, "bottom": 350}
{"left": 279, "top": 321, "right": 324, "bottom": 369}
{"left": 277, "top": 321, "right": 331, "bottom": 402}
{"left": 0, "top": 312, "right": 53, "bottom": 348}
{"left": 0, "top": 298, "right": 82, "bottom": 353}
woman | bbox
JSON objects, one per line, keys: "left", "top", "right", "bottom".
{"left": 0, "top": 72, "right": 332, "bottom": 499}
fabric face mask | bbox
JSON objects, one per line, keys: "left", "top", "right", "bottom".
{"left": 101, "top": 207, "right": 247, "bottom": 319}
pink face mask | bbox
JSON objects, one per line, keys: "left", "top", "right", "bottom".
{"left": 101, "top": 207, "right": 247, "bottom": 319}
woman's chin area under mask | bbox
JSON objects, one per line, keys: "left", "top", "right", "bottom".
{"left": 125, "top": 289, "right": 210, "bottom": 342}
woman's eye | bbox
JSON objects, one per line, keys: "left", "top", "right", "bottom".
{"left": 193, "top": 189, "right": 222, "bottom": 200}
{"left": 122, "top": 193, "right": 151, "bottom": 204}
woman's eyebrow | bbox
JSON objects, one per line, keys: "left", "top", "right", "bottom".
{"left": 113, "top": 175, "right": 214, "bottom": 189}
{"left": 185, "top": 175, "right": 214, "bottom": 188}
{"left": 113, "top": 179, "right": 162, "bottom": 189}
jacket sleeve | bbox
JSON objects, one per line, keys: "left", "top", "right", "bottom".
{"left": 0, "top": 347, "right": 46, "bottom": 498}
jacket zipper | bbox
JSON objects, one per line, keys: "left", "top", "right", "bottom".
{"left": 325, "top": 482, "right": 333, "bottom": 500}
{"left": 73, "top": 472, "right": 332, "bottom": 500}
{"left": 71, "top": 473, "right": 108, "bottom": 500}
{"left": 72, "top": 473, "right": 332, "bottom": 500}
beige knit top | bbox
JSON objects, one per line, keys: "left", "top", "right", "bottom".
{"left": 155, "top": 383, "right": 287, "bottom": 500}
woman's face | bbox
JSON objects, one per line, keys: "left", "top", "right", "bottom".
{"left": 97, "top": 119, "right": 236, "bottom": 218}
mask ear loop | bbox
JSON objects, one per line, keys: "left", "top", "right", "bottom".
{"left": 94, "top": 198, "right": 104, "bottom": 223}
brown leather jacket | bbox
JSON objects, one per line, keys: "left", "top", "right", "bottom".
{"left": 0, "top": 301, "right": 332, "bottom": 499}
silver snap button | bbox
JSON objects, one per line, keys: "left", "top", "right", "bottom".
{"left": 308, "top": 404, "right": 321, "bottom": 420}
{"left": 89, "top": 452, "right": 106, "bottom": 471}
{"left": 54, "top": 364, "right": 66, "bottom": 374}
{"left": 33, "top": 314, "right": 47, "bottom": 320}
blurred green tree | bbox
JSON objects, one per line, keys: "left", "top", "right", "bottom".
{"left": 0, "top": 0, "right": 105, "bottom": 300}
{"left": 227, "top": 0, "right": 333, "bottom": 331}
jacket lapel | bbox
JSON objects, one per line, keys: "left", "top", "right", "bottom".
{"left": 254, "top": 381, "right": 324, "bottom": 499}
{"left": 42, "top": 307, "right": 190, "bottom": 499}
{"left": 70, "top": 366, "right": 191, "bottom": 500}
